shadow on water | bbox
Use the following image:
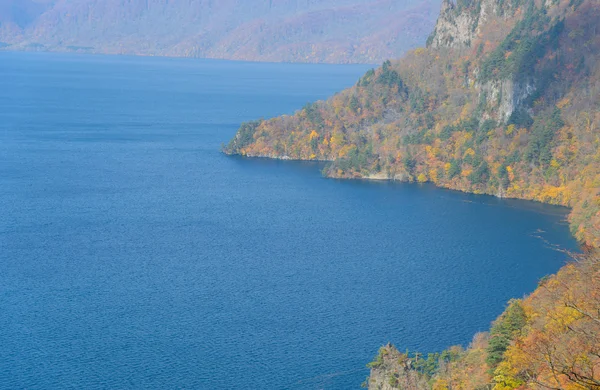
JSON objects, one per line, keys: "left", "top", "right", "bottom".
{"left": 227, "top": 154, "right": 328, "bottom": 178}
{"left": 228, "top": 154, "right": 573, "bottom": 220}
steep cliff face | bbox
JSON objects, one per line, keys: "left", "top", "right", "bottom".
{"left": 427, "top": 0, "right": 519, "bottom": 49}
{"left": 426, "top": 0, "right": 551, "bottom": 123}
{"left": 427, "top": 0, "right": 480, "bottom": 49}
{"left": 0, "top": 0, "right": 440, "bottom": 64}
{"left": 480, "top": 78, "right": 535, "bottom": 123}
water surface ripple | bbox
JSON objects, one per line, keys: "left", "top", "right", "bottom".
{"left": 0, "top": 52, "right": 578, "bottom": 389}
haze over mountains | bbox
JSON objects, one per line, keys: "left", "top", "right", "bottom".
{"left": 0, "top": 0, "right": 440, "bottom": 63}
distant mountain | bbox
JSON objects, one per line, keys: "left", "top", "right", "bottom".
{"left": 0, "top": 0, "right": 440, "bottom": 63}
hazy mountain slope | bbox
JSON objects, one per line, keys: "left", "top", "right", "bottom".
{"left": 0, "top": 0, "right": 52, "bottom": 45}
{"left": 0, "top": 0, "right": 440, "bottom": 63}
{"left": 225, "top": 0, "right": 600, "bottom": 386}
{"left": 0, "top": 0, "right": 50, "bottom": 27}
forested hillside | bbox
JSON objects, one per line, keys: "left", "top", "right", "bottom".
{"left": 225, "top": 0, "right": 600, "bottom": 387}
{"left": 0, "top": 0, "right": 439, "bottom": 64}
{"left": 225, "top": 0, "right": 600, "bottom": 248}
{"left": 367, "top": 251, "right": 599, "bottom": 390}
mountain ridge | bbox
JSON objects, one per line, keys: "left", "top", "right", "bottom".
{"left": 0, "top": 0, "right": 440, "bottom": 64}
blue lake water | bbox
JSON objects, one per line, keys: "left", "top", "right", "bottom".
{"left": 0, "top": 52, "right": 578, "bottom": 389}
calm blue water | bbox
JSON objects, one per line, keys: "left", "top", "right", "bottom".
{"left": 0, "top": 52, "right": 578, "bottom": 389}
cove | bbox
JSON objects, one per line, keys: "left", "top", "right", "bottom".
{"left": 0, "top": 52, "right": 578, "bottom": 389}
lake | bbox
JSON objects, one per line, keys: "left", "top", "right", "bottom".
{"left": 0, "top": 52, "right": 578, "bottom": 389}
